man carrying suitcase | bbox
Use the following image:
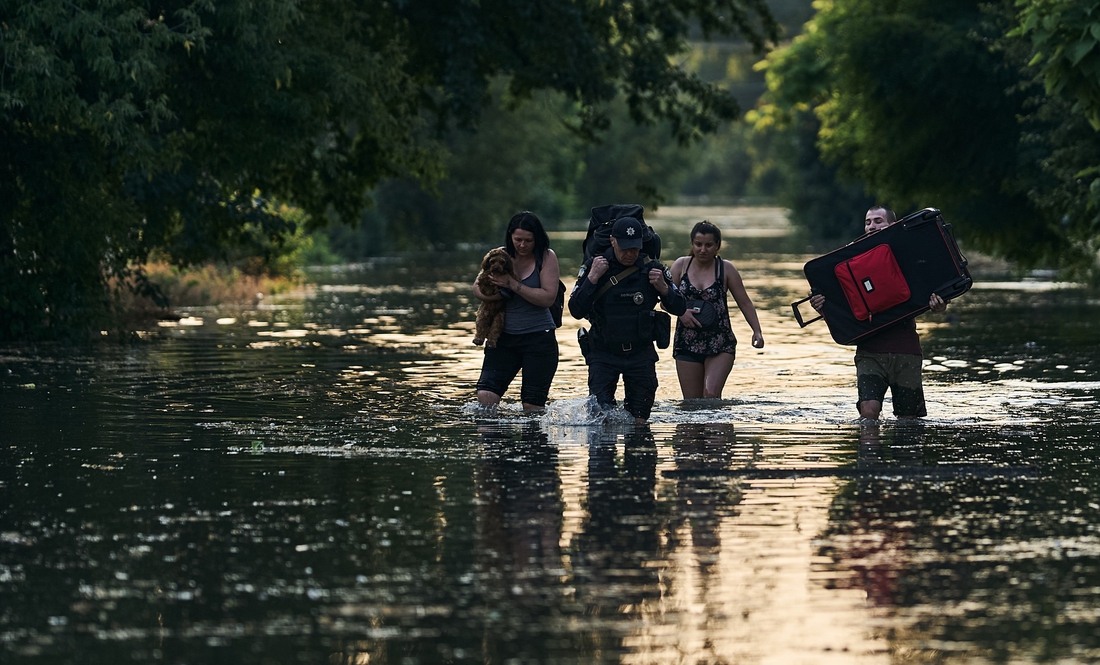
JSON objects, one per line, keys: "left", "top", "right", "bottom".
{"left": 810, "top": 205, "right": 947, "bottom": 419}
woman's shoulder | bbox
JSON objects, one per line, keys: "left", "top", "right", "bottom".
{"left": 721, "top": 257, "right": 741, "bottom": 273}
{"left": 538, "top": 248, "right": 559, "bottom": 267}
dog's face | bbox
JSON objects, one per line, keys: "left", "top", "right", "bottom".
{"left": 482, "top": 248, "right": 513, "bottom": 277}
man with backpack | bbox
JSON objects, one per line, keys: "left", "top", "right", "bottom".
{"left": 569, "top": 216, "right": 687, "bottom": 423}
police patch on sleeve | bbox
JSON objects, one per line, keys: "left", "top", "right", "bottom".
{"left": 664, "top": 267, "right": 672, "bottom": 281}
{"left": 578, "top": 265, "right": 587, "bottom": 278}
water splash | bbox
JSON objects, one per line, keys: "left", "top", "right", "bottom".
{"left": 541, "top": 395, "right": 637, "bottom": 427}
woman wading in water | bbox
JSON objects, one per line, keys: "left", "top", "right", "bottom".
{"left": 472, "top": 211, "right": 561, "bottom": 411}
{"left": 667, "top": 221, "right": 764, "bottom": 399}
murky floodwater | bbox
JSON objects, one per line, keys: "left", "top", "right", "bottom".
{"left": 2, "top": 207, "right": 1099, "bottom": 664}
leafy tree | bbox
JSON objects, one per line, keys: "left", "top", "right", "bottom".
{"left": 0, "top": 0, "right": 432, "bottom": 338}
{"left": 755, "top": 2, "right": 1039, "bottom": 252}
{"left": 572, "top": 99, "right": 700, "bottom": 213}
{"left": 0, "top": 0, "right": 779, "bottom": 339}
{"left": 324, "top": 86, "right": 705, "bottom": 259}
{"left": 771, "top": 110, "right": 874, "bottom": 241}
{"left": 366, "top": 85, "right": 585, "bottom": 253}
{"left": 1012, "top": 0, "right": 1100, "bottom": 275}
{"left": 1015, "top": 0, "right": 1100, "bottom": 131}
{"left": 753, "top": 0, "right": 1100, "bottom": 274}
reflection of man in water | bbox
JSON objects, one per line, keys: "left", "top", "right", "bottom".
{"left": 822, "top": 420, "right": 927, "bottom": 611}
{"left": 572, "top": 426, "right": 661, "bottom": 648}
{"left": 858, "top": 419, "right": 927, "bottom": 468}
{"left": 473, "top": 423, "right": 565, "bottom": 660}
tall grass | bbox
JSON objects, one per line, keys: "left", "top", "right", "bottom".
{"left": 116, "top": 261, "right": 301, "bottom": 320}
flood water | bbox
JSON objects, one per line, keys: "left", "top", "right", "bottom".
{"left": 2, "top": 206, "right": 1100, "bottom": 664}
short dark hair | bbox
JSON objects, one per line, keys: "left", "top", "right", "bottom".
{"left": 690, "top": 220, "right": 722, "bottom": 246}
{"left": 867, "top": 205, "right": 896, "bottom": 224}
{"left": 504, "top": 211, "right": 550, "bottom": 258}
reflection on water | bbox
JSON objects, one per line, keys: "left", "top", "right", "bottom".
{"left": 2, "top": 207, "right": 1100, "bottom": 663}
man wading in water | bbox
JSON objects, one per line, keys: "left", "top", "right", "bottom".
{"left": 810, "top": 206, "right": 947, "bottom": 419}
{"left": 569, "top": 217, "right": 686, "bottom": 424}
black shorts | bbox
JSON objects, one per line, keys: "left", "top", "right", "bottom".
{"left": 476, "top": 330, "right": 559, "bottom": 406}
{"left": 673, "top": 349, "right": 710, "bottom": 363}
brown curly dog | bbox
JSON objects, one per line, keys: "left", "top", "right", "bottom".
{"left": 473, "top": 247, "right": 515, "bottom": 347}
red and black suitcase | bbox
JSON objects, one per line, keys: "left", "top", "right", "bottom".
{"left": 792, "top": 208, "right": 972, "bottom": 345}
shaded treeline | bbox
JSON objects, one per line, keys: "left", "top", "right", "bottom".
{"left": 0, "top": 0, "right": 779, "bottom": 340}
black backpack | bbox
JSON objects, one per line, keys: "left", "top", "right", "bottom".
{"left": 582, "top": 203, "right": 662, "bottom": 262}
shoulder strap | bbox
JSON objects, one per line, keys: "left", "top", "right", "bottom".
{"left": 717, "top": 256, "right": 729, "bottom": 308}
{"left": 532, "top": 249, "right": 546, "bottom": 287}
{"left": 593, "top": 264, "right": 640, "bottom": 301}
{"left": 682, "top": 255, "right": 720, "bottom": 289}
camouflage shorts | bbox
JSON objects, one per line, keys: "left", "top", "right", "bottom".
{"left": 854, "top": 351, "right": 927, "bottom": 417}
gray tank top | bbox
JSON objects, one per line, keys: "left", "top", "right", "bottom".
{"left": 505, "top": 261, "right": 554, "bottom": 334}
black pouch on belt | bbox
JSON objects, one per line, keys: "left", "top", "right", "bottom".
{"left": 649, "top": 311, "right": 671, "bottom": 349}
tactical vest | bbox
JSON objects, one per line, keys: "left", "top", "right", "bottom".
{"left": 591, "top": 259, "right": 664, "bottom": 349}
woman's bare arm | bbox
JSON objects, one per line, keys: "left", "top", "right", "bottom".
{"left": 725, "top": 259, "right": 764, "bottom": 347}
{"left": 507, "top": 249, "right": 560, "bottom": 308}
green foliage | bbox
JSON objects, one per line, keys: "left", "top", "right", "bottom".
{"left": 771, "top": 110, "right": 874, "bottom": 241}
{"left": 320, "top": 85, "right": 708, "bottom": 259}
{"left": 1012, "top": 0, "right": 1100, "bottom": 275}
{"left": 1015, "top": 0, "right": 1100, "bottom": 131}
{"left": 296, "top": 232, "right": 345, "bottom": 267}
{"left": 572, "top": 100, "right": 700, "bottom": 213}
{"left": 396, "top": 0, "right": 781, "bottom": 142}
{"left": 754, "top": 0, "right": 1100, "bottom": 273}
{"left": 124, "top": 261, "right": 296, "bottom": 312}
{"left": 765, "top": 0, "right": 819, "bottom": 37}
{"left": 655, "top": 41, "right": 777, "bottom": 203}
{"left": 384, "top": 87, "right": 586, "bottom": 251}
{"left": 0, "top": 0, "right": 430, "bottom": 338}
{"left": 0, "top": 0, "right": 781, "bottom": 340}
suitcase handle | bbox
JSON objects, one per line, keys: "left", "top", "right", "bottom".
{"left": 791, "top": 295, "right": 823, "bottom": 328}
{"left": 900, "top": 208, "right": 941, "bottom": 230}
{"left": 940, "top": 222, "right": 968, "bottom": 267}
{"left": 932, "top": 276, "right": 972, "bottom": 300}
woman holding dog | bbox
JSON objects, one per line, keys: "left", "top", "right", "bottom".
{"left": 668, "top": 221, "right": 764, "bottom": 399}
{"left": 472, "top": 211, "right": 560, "bottom": 412}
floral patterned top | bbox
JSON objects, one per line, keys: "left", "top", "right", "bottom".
{"left": 673, "top": 256, "right": 737, "bottom": 356}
